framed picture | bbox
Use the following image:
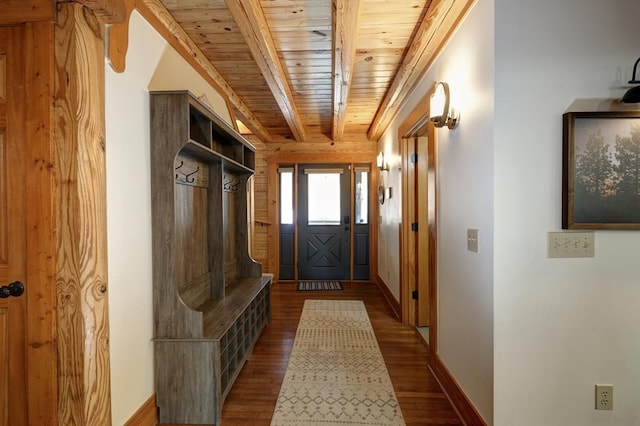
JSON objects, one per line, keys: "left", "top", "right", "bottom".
{"left": 563, "top": 110, "right": 640, "bottom": 229}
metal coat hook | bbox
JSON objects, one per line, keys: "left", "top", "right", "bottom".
{"left": 184, "top": 167, "right": 199, "bottom": 183}
{"left": 175, "top": 161, "right": 199, "bottom": 184}
{"left": 175, "top": 160, "right": 184, "bottom": 179}
{"left": 223, "top": 174, "right": 240, "bottom": 193}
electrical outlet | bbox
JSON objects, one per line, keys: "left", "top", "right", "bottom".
{"left": 595, "top": 384, "right": 613, "bottom": 410}
{"left": 548, "top": 232, "right": 594, "bottom": 258}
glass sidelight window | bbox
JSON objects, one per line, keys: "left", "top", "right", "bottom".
{"left": 353, "top": 166, "right": 370, "bottom": 280}
{"left": 279, "top": 167, "right": 295, "bottom": 280}
{"left": 355, "top": 170, "right": 368, "bottom": 224}
{"left": 279, "top": 167, "right": 293, "bottom": 225}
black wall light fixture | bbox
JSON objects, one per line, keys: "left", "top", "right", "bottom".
{"left": 621, "top": 57, "right": 640, "bottom": 103}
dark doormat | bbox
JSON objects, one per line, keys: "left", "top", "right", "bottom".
{"left": 296, "top": 281, "right": 344, "bottom": 291}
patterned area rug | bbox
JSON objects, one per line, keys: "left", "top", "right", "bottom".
{"left": 296, "top": 281, "right": 344, "bottom": 291}
{"left": 270, "top": 300, "right": 405, "bottom": 425}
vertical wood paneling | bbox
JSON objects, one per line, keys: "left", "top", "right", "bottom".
{"left": 400, "top": 137, "right": 417, "bottom": 324}
{"left": 0, "top": 308, "right": 7, "bottom": 426}
{"left": 54, "top": 4, "right": 111, "bottom": 425}
{"left": 175, "top": 184, "right": 209, "bottom": 284}
{"left": 0, "top": 55, "right": 6, "bottom": 102}
{"left": 24, "top": 21, "right": 58, "bottom": 425}
{"left": 0, "top": 23, "right": 55, "bottom": 425}
{"left": 224, "top": 190, "right": 238, "bottom": 282}
{"left": 252, "top": 141, "right": 270, "bottom": 270}
{"left": 417, "top": 135, "right": 429, "bottom": 325}
{"left": 0, "top": 130, "right": 6, "bottom": 267}
{"left": 0, "top": 46, "right": 7, "bottom": 271}
{"left": 5, "top": 26, "right": 28, "bottom": 426}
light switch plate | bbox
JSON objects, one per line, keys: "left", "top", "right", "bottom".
{"left": 467, "top": 228, "right": 478, "bottom": 253}
{"left": 548, "top": 232, "right": 594, "bottom": 258}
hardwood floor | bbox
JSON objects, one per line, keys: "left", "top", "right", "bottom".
{"left": 218, "top": 281, "right": 462, "bottom": 426}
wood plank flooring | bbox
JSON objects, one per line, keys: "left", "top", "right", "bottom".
{"left": 218, "top": 281, "right": 462, "bottom": 426}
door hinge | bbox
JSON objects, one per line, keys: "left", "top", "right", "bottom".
{"left": 411, "top": 153, "right": 418, "bottom": 163}
{"left": 412, "top": 290, "right": 419, "bottom": 300}
{"left": 411, "top": 222, "right": 418, "bottom": 231}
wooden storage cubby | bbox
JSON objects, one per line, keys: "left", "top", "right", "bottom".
{"left": 150, "top": 91, "right": 272, "bottom": 425}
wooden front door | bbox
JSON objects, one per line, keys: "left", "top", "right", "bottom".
{"left": 0, "top": 26, "right": 28, "bottom": 426}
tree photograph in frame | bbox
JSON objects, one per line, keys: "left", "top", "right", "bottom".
{"left": 563, "top": 110, "right": 640, "bottom": 230}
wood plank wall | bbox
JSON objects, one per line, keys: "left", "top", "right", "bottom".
{"left": 24, "top": 21, "right": 58, "bottom": 425}
{"left": 251, "top": 143, "right": 270, "bottom": 268}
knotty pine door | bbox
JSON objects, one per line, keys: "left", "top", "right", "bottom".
{"left": 0, "top": 27, "right": 28, "bottom": 426}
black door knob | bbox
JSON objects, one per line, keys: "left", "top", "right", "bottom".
{"left": 0, "top": 281, "right": 25, "bottom": 298}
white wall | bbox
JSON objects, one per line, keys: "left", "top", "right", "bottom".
{"left": 494, "top": 0, "right": 640, "bottom": 425}
{"left": 105, "top": 13, "right": 162, "bottom": 425}
{"left": 378, "top": 0, "right": 495, "bottom": 422}
{"left": 105, "top": 11, "right": 230, "bottom": 425}
{"left": 377, "top": 133, "right": 402, "bottom": 299}
{"left": 432, "top": 1, "right": 495, "bottom": 422}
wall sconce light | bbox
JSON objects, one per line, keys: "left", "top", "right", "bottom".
{"left": 377, "top": 151, "right": 389, "bottom": 172}
{"left": 430, "top": 82, "right": 459, "bottom": 129}
{"left": 621, "top": 57, "right": 640, "bottom": 103}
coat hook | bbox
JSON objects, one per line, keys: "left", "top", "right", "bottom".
{"left": 175, "top": 160, "right": 184, "bottom": 179}
{"left": 223, "top": 174, "right": 239, "bottom": 193}
{"left": 184, "top": 166, "right": 199, "bottom": 183}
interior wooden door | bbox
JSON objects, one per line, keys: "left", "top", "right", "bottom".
{"left": 0, "top": 27, "right": 28, "bottom": 426}
{"left": 400, "top": 134, "right": 430, "bottom": 326}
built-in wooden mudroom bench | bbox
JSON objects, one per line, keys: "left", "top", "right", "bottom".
{"left": 150, "top": 91, "right": 272, "bottom": 425}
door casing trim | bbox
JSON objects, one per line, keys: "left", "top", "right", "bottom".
{"left": 267, "top": 152, "right": 377, "bottom": 282}
{"left": 398, "top": 89, "right": 439, "bottom": 351}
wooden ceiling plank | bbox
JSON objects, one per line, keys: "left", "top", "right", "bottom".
{"left": 367, "top": 0, "right": 476, "bottom": 141}
{"left": 136, "top": 0, "right": 273, "bottom": 142}
{"left": 225, "top": 0, "right": 307, "bottom": 142}
{"left": 332, "top": 0, "right": 362, "bottom": 141}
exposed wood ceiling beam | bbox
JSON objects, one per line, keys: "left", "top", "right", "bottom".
{"left": 367, "top": 0, "right": 476, "bottom": 141}
{"left": 332, "top": 0, "right": 362, "bottom": 141}
{"left": 136, "top": 0, "right": 273, "bottom": 142}
{"left": 75, "top": 0, "right": 127, "bottom": 23}
{"left": 225, "top": 0, "right": 307, "bottom": 142}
